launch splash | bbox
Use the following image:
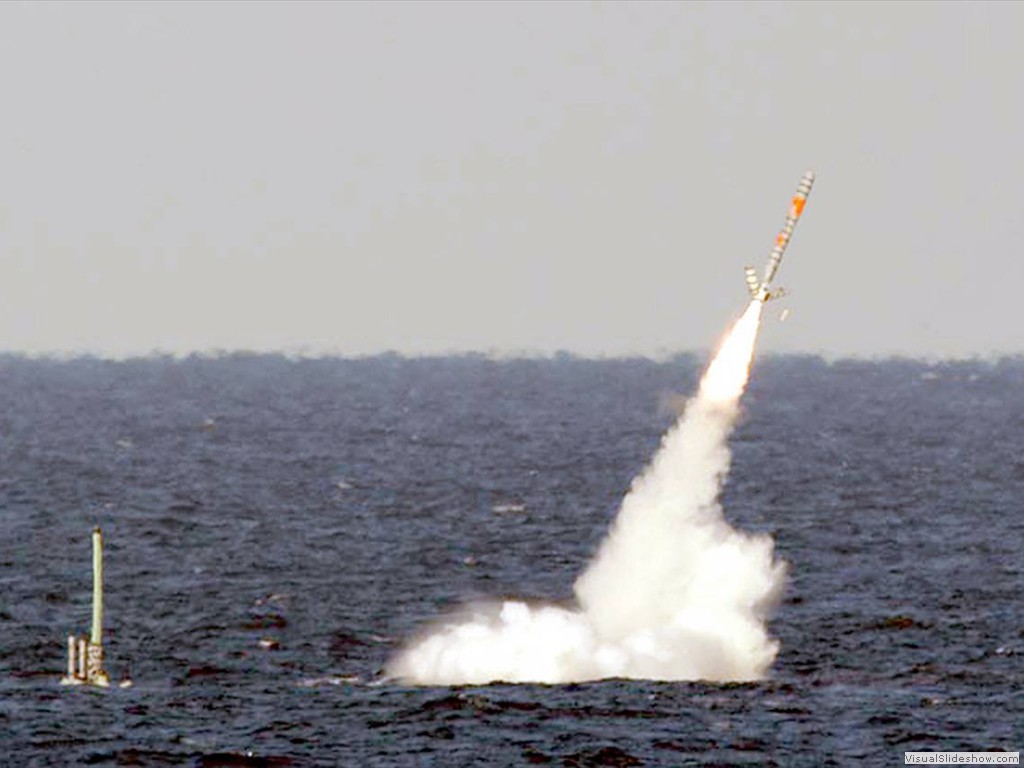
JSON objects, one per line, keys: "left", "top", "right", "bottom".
{"left": 388, "top": 300, "right": 786, "bottom": 685}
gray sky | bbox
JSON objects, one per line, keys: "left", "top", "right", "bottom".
{"left": 1, "top": 1, "right": 1021, "bottom": 359}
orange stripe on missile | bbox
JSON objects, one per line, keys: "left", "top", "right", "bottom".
{"left": 790, "top": 196, "right": 806, "bottom": 218}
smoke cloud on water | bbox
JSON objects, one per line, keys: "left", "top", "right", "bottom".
{"left": 388, "top": 300, "right": 787, "bottom": 685}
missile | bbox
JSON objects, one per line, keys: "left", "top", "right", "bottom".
{"left": 745, "top": 171, "right": 815, "bottom": 303}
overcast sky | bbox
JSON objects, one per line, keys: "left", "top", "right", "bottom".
{"left": 0, "top": 1, "right": 1020, "bottom": 359}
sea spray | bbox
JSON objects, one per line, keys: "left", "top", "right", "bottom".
{"left": 389, "top": 301, "right": 787, "bottom": 685}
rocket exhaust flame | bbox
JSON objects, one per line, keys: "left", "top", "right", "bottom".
{"left": 388, "top": 298, "right": 785, "bottom": 686}
{"left": 700, "top": 301, "right": 763, "bottom": 405}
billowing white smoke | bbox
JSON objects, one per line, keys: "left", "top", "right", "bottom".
{"left": 388, "top": 301, "right": 787, "bottom": 685}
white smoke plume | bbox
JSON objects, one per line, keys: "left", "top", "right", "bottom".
{"left": 388, "top": 301, "right": 787, "bottom": 685}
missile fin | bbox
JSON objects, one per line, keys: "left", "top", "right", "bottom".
{"left": 744, "top": 267, "right": 760, "bottom": 298}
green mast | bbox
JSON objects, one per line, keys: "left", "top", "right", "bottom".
{"left": 91, "top": 527, "right": 103, "bottom": 647}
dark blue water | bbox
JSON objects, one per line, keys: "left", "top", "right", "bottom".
{"left": 1, "top": 353, "right": 1021, "bottom": 766}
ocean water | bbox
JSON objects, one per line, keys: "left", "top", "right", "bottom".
{"left": 1, "top": 353, "right": 1021, "bottom": 766}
